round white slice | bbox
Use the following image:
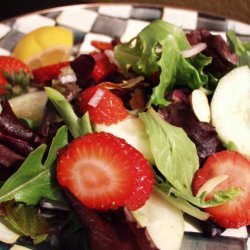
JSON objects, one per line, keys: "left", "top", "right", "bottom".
{"left": 211, "top": 66, "right": 250, "bottom": 156}
{"left": 132, "top": 192, "right": 184, "bottom": 250}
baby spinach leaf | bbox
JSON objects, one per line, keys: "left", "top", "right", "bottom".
{"left": 0, "top": 126, "right": 68, "bottom": 205}
{"left": 45, "top": 87, "right": 92, "bottom": 138}
{"left": 140, "top": 108, "right": 199, "bottom": 195}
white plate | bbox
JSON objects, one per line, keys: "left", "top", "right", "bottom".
{"left": 0, "top": 3, "right": 249, "bottom": 250}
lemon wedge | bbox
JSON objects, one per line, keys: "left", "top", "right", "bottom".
{"left": 12, "top": 26, "right": 73, "bottom": 69}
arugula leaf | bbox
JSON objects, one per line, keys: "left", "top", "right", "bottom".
{"left": 224, "top": 140, "right": 239, "bottom": 151}
{"left": 0, "top": 126, "right": 68, "bottom": 205}
{"left": 140, "top": 108, "right": 241, "bottom": 219}
{"left": 156, "top": 178, "right": 241, "bottom": 209}
{"left": 154, "top": 187, "right": 209, "bottom": 221}
{"left": 45, "top": 87, "right": 92, "bottom": 138}
{"left": 227, "top": 30, "right": 250, "bottom": 67}
{"left": 115, "top": 20, "right": 211, "bottom": 106}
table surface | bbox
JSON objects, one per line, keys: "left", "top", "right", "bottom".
{"left": 1, "top": 0, "right": 250, "bottom": 24}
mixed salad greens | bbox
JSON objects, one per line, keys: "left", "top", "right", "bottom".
{"left": 0, "top": 19, "right": 250, "bottom": 249}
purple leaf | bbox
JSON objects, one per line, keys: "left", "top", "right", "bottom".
{"left": 0, "top": 131, "right": 34, "bottom": 156}
{"left": 70, "top": 54, "right": 95, "bottom": 89}
{"left": 186, "top": 29, "right": 237, "bottom": 75}
{"left": 0, "top": 144, "right": 24, "bottom": 167}
{"left": 64, "top": 189, "right": 158, "bottom": 250}
{"left": 37, "top": 101, "right": 64, "bottom": 146}
{"left": 0, "top": 100, "right": 35, "bottom": 142}
{"left": 159, "top": 100, "right": 225, "bottom": 165}
{"left": 0, "top": 100, "right": 42, "bottom": 176}
{"left": 0, "top": 144, "right": 23, "bottom": 180}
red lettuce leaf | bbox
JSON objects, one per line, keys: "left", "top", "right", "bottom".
{"left": 64, "top": 189, "right": 158, "bottom": 250}
{"left": 0, "top": 101, "right": 42, "bottom": 177}
{"left": 70, "top": 54, "right": 95, "bottom": 89}
{"left": 186, "top": 29, "right": 237, "bottom": 76}
{"left": 0, "top": 131, "right": 34, "bottom": 156}
{"left": 0, "top": 100, "right": 39, "bottom": 143}
{"left": 0, "top": 144, "right": 24, "bottom": 167}
{"left": 158, "top": 100, "right": 225, "bottom": 165}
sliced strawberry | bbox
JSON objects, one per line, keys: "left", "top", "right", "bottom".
{"left": 0, "top": 73, "right": 7, "bottom": 94}
{"left": 0, "top": 56, "right": 31, "bottom": 95}
{"left": 57, "top": 132, "right": 154, "bottom": 210}
{"left": 32, "top": 61, "right": 69, "bottom": 85}
{"left": 91, "top": 53, "right": 116, "bottom": 83}
{"left": 78, "top": 85, "right": 128, "bottom": 125}
{"left": 91, "top": 41, "right": 113, "bottom": 51}
{"left": 125, "top": 156, "right": 154, "bottom": 210}
{"left": 192, "top": 150, "right": 250, "bottom": 228}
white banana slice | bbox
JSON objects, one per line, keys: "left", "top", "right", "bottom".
{"left": 211, "top": 66, "right": 250, "bottom": 156}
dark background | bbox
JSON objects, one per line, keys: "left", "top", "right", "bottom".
{"left": 0, "top": 0, "right": 89, "bottom": 20}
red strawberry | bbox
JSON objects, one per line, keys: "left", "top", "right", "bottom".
{"left": 91, "top": 53, "right": 116, "bottom": 83}
{"left": 32, "top": 61, "right": 69, "bottom": 85}
{"left": 192, "top": 150, "right": 250, "bottom": 228}
{"left": 57, "top": 132, "right": 154, "bottom": 210}
{"left": 78, "top": 85, "right": 128, "bottom": 125}
{"left": 91, "top": 41, "right": 113, "bottom": 51}
{"left": 0, "top": 56, "right": 31, "bottom": 95}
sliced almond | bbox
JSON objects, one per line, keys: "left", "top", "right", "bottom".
{"left": 191, "top": 89, "right": 211, "bottom": 123}
{"left": 196, "top": 175, "right": 228, "bottom": 198}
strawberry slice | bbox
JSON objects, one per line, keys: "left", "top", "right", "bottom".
{"left": 57, "top": 132, "right": 154, "bottom": 210}
{"left": 78, "top": 85, "right": 128, "bottom": 125}
{"left": 32, "top": 61, "right": 69, "bottom": 85}
{"left": 192, "top": 150, "right": 250, "bottom": 228}
{"left": 91, "top": 53, "right": 116, "bottom": 83}
{"left": 91, "top": 41, "right": 113, "bottom": 51}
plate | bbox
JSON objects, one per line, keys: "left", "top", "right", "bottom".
{"left": 0, "top": 3, "right": 249, "bottom": 250}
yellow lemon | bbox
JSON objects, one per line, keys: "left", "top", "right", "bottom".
{"left": 12, "top": 26, "right": 73, "bottom": 70}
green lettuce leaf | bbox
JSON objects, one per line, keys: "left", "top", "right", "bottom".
{"left": 0, "top": 126, "right": 68, "bottom": 205}
{"left": 2, "top": 201, "right": 65, "bottom": 243}
{"left": 140, "top": 108, "right": 241, "bottom": 218}
{"left": 115, "top": 20, "right": 211, "bottom": 106}
{"left": 227, "top": 30, "right": 250, "bottom": 67}
{"left": 45, "top": 87, "right": 92, "bottom": 138}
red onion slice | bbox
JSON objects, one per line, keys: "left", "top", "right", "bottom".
{"left": 182, "top": 43, "right": 207, "bottom": 58}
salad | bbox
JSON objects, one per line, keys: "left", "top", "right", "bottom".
{"left": 0, "top": 18, "right": 250, "bottom": 250}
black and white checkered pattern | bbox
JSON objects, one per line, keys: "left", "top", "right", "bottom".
{"left": 0, "top": 4, "right": 249, "bottom": 250}
{"left": 0, "top": 4, "right": 249, "bottom": 56}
